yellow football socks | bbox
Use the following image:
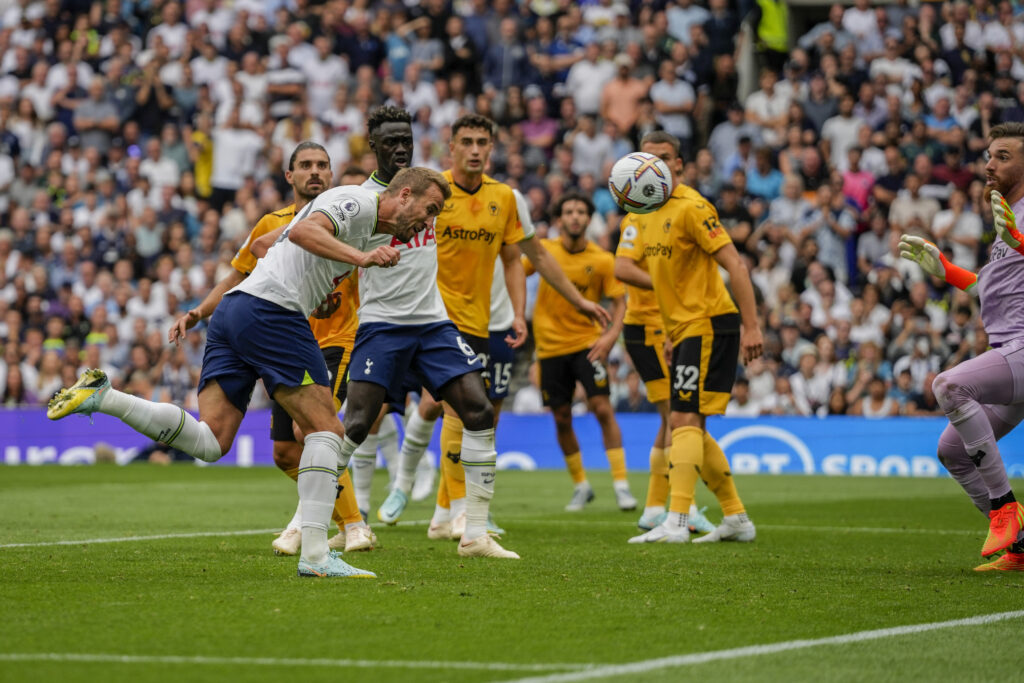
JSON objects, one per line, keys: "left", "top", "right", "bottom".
{"left": 645, "top": 447, "right": 670, "bottom": 508}
{"left": 440, "top": 414, "right": 466, "bottom": 500}
{"left": 565, "top": 451, "right": 586, "bottom": 484}
{"left": 607, "top": 447, "right": 627, "bottom": 482}
{"left": 669, "top": 426, "right": 703, "bottom": 513}
{"left": 702, "top": 431, "right": 745, "bottom": 516}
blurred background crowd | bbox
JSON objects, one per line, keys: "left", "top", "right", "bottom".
{"left": 0, "top": 0, "right": 1010, "bottom": 419}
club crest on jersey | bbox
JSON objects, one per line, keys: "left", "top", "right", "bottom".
{"left": 488, "top": 201, "right": 499, "bottom": 216}
{"left": 363, "top": 358, "right": 374, "bottom": 375}
{"left": 340, "top": 199, "right": 360, "bottom": 217}
{"left": 663, "top": 219, "right": 671, "bottom": 233}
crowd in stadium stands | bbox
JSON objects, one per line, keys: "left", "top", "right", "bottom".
{"left": 0, "top": 0, "right": 1011, "bottom": 420}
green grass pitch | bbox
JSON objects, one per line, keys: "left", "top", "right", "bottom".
{"left": 2, "top": 465, "right": 1023, "bottom": 683}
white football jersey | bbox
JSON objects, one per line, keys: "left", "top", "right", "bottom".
{"left": 356, "top": 174, "right": 450, "bottom": 325}
{"left": 489, "top": 189, "right": 535, "bottom": 331}
{"left": 232, "top": 185, "right": 380, "bottom": 316}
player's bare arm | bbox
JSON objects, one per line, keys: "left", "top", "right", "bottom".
{"left": 712, "top": 242, "right": 763, "bottom": 363}
{"left": 289, "top": 212, "right": 401, "bottom": 268}
{"left": 500, "top": 243, "right": 528, "bottom": 348}
{"left": 522, "top": 237, "right": 613, "bottom": 327}
{"left": 251, "top": 225, "right": 288, "bottom": 258}
{"left": 168, "top": 268, "right": 245, "bottom": 346}
{"left": 587, "top": 294, "right": 625, "bottom": 364}
{"left": 613, "top": 255, "right": 653, "bottom": 290}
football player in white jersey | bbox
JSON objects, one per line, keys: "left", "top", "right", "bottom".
{"left": 377, "top": 187, "right": 612, "bottom": 529}
{"left": 47, "top": 168, "right": 448, "bottom": 578}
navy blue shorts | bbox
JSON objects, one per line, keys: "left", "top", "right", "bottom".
{"left": 487, "top": 329, "right": 515, "bottom": 400}
{"left": 198, "top": 291, "right": 330, "bottom": 414}
{"left": 348, "top": 321, "right": 484, "bottom": 406}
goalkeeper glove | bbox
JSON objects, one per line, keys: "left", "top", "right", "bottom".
{"left": 897, "top": 234, "right": 977, "bottom": 292}
{"left": 991, "top": 189, "right": 1024, "bottom": 255}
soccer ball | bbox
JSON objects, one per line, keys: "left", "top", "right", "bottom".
{"left": 607, "top": 152, "right": 672, "bottom": 214}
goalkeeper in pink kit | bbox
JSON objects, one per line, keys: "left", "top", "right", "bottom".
{"left": 900, "top": 123, "right": 1024, "bottom": 571}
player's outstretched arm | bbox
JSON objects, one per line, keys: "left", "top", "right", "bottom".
{"left": 500, "top": 243, "right": 528, "bottom": 348}
{"left": 992, "top": 189, "right": 1024, "bottom": 255}
{"left": 250, "top": 225, "right": 287, "bottom": 258}
{"left": 587, "top": 294, "right": 625, "bottom": 363}
{"left": 289, "top": 212, "right": 400, "bottom": 268}
{"left": 613, "top": 255, "right": 653, "bottom": 289}
{"left": 713, "top": 242, "right": 763, "bottom": 364}
{"left": 520, "top": 238, "right": 612, "bottom": 327}
{"left": 168, "top": 268, "right": 246, "bottom": 345}
{"left": 897, "top": 234, "right": 978, "bottom": 293}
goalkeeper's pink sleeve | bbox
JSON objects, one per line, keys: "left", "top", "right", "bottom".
{"left": 939, "top": 252, "right": 977, "bottom": 292}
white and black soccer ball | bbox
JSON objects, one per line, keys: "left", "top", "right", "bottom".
{"left": 607, "top": 152, "right": 672, "bottom": 215}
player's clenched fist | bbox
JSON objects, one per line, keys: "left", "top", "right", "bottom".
{"left": 362, "top": 245, "right": 401, "bottom": 268}
{"left": 991, "top": 189, "right": 1024, "bottom": 251}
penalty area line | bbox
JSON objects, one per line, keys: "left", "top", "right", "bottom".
{"left": 502, "top": 610, "right": 1024, "bottom": 683}
{"left": 0, "top": 652, "right": 593, "bottom": 673}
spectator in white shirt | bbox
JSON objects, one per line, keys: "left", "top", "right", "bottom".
{"left": 649, "top": 59, "right": 695, "bottom": 146}
{"left": 303, "top": 36, "right": 350, "bottom": 117}
{"left": 565, "top": 42, "right": 616, "bottom": 116}
{"left": 931, "top": 188, "right": 982, "bottom": 271}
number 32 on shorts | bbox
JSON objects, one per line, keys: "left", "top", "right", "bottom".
{"left": 674, "top": 364, "right": 699, "bottom": 391}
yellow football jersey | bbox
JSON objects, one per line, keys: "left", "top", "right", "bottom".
{"left": 632, "top": 184, "right": 738, "bottom": 344}
{"left": 231, "top": 204, "right": 358, "bottom": 349}
{"left": 435, "top": 171, "right": 525, "bottom": 338}
{"left": 615, "top": 215, "right": 663, "bottom": 327}
{"left": 524, "top": 238, "right": 624, "bottom": 359}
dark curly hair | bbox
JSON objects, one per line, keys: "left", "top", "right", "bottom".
{"left": 367, "top": 105, "right": 412, "bottom": 136}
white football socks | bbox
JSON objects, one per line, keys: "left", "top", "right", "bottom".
{"left": 285, "top": 501, "right": 302, "bottom": 532}
{"left": 298, "top": 431, "right": 343, "bottom": 565}
{"left": 377, "top": 414, "right": 400, "bottom": 484}
{"left": 461, "top": 427, "right": 496, "bottom": 541}
{"left": 100, "top": 389, "right": 221, "bottom": 462}
{"left": 350, "top": 434, "right": 378, "bottom": 513}
{"left": 394, "top": 411, "right": 438, "bottom": 494}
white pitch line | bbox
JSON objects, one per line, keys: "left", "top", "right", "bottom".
{"left": 0, "top": 520, "right": 432, "bottom": 549}
{"left": 0, "top": 652, "right": 591, "bottom": 673}
{"left": 0, "top": 519, "right": 979, "bottom": 549}
{"left": 0, "top": 528, "right": 281, "bottom": 549}
{"left": 503, "top": 610, "right": 1024, "bottom": 683}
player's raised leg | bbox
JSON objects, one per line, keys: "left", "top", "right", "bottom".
{"left": 48, "top": 368, "right": 236, "bottom": 464}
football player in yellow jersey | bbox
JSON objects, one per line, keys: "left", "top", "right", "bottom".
{"left": 376, "top": 114, "right": 612, "bottom": 536}
{"left": 622, "top": 131, "right": 764, "bottom": 545}
{"left": 168, "top": 143, "right": 375, "bottom": 555}
{"left": 616, "top": 215, "right": 716, "bottom": 535}
{"left": 526, "top": 192, "right": 637, "bottom": 512}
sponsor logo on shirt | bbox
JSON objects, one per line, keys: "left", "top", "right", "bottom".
{"left": 389, "top": 225, "right": 436, "bottom": 248}
{"left": 440, "top": 225, "right": 497, "bottom": 244}
{"left": 643, "top": 243, "right": 673, "bottom": 259}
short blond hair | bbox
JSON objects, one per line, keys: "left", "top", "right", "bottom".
{"left": 386, "top": 167, "right": 451, "bottom": 201}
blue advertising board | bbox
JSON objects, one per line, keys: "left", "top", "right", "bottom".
{"left": 3, "top": 409, "right": 1024, "bottom": 478}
